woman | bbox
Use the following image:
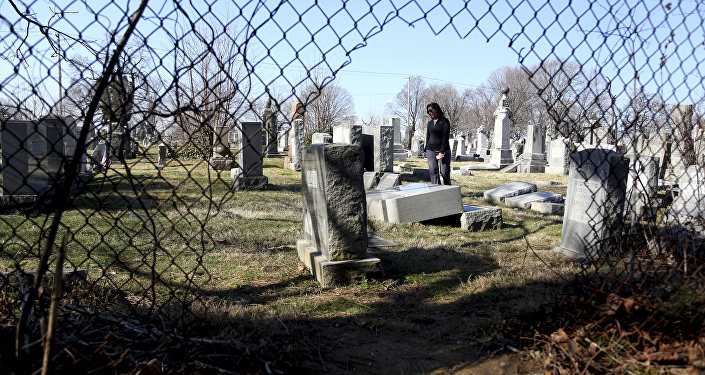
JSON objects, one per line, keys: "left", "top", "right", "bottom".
{"left": 424, "top": 102, "right": 451, "bottom": 185}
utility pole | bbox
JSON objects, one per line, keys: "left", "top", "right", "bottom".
{"left": 407, "top": 75, "right": 410, "bottom": 144}
{"left": 57, "top": 32, "right": 62, "bottom": 116}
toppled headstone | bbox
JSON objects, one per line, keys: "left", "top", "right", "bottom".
{"left": 363, "top": 172, "right": 380, "bottom": 190}
{"left": 531, "top": 202, "right": 565, "bottom": 215}
{"left": 505, "top": 191, "right": 563, "bottom": 209}
{"left": 483, "top": 181, "right": 537, "bottom": 203}
{"left": 460, "top": 205, "right": 502, "bottom": 231}
{"left": 375, "top": 173, "right": 400, "bottom": 190}
{"left": 366, "top": 183, "right": 464, "bottom": 223}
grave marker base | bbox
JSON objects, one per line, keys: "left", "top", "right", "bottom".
{"left": 297, "top": 239, "right": 383, "bottom": 288}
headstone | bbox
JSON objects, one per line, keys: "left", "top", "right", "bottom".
{"left": 333, "top": 124, "right": 362, "bottom": 145}
{"left": 1, "top": 120, "right": 33, "bottom": 195}
{"left": 390, "top": 117, "right": 407, "bottom": 161}
{"left": 504, "top": 191, "right": 563, "bottom": 209}
{"left": 449, "top": 138, "right": 459, "bottom": 160}
{"left": 510, "top": 139, "right": 524, "bottom": 161}
{"left": 474, "top": 127, "right": 489, "bottom": 157}
{"left": 624, "top": 154, "right": 659, "bottom": 221}
{"left": 460, "top": 206, "right": 502, "bottom": 231}
{"left": 488, "top": 87, "right": 514, "bottom": 168}
{"left": 278, "top": 126, "right": 290, "bottom": 152}
{"left": 298, "top": 143, "right": 381, "bottom": 287}
{"left": 664, "top": 165, "right": 705, "bottom": 224}
{"left": 553, "top": 148, "right": 628, "bottom": 260}
{"left": 375, "top": 173, "right": 400, "bottom": 190}
{"left": 545, "top": 137, "right": 571, "bottom": 174}
{"left": 361, "top": 125, "right": 394, "bottom": 172}
{"left": 209, "top": 125, "right": 235, "bottom": 170}
{"left": 517, "top": 124, "right": 547, "bottom": 173}
{"left": 483, "top": 181, "right": 537, "bottom": 203}
{"left": 232, "top": 121, "right": 268, "bottom": 190}
{"left": 410, "top": 136, "right": 425, "bottom": 157}
{"left": 667, "top": 104, "right": 693, "bottom": 180}
{"left": 454, "top": 135, "right": 466, "bottom": 160}
{"left": 156, "top": 143, "right": 167, "bottom": 170}
{"left": 262, "top": 98, "right": 280, "bottom": 157}
{"left": 366, "top": 183, "right": 464, "bottom": 224}
{"left": 531, "top": 202, "right": 565, "bottom": 215}
{"left": 311, "top": 133, "right": 332, "bottom": 144}
{"left": 287, "top": 119, "right": 305, "bottom": 171}
{"left": 363, "top": 171, "right": 380, "bottom": 190}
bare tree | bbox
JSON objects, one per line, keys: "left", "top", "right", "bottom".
{"left": 165, "top": 22, "right": 248, "bottom": 158}
{"left": 485, "top": 65, "right": 539, "bottom": 138}
{"left": 299, "top": 75, "right": 355, "bottom": 135}
{"left": 385, "top": 75, "right": 427, "bottom": 148}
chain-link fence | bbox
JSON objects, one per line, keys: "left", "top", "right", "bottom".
{"left": 1, "top": 0, "right": 704, "bottom": 373}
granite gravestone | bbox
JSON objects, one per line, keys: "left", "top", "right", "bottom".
{"left": 554, "top": 148, "right": 628, "bottom": 260}
{"left": 298, "top": 143, "right": 382, "bottom": 287}
{"left": 286, "top": 119, "right": 305, "bottom": 171}
{"left": 232, "top": 121, "right": 268, "bottom": 190}
{"left": 361, "top": 125, "right": 394, "bottom": 172}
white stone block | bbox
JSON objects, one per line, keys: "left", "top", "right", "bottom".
{"left": 366, "top": 183, "right": 463, "bottom": 223}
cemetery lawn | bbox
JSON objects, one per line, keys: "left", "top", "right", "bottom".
{"left": 1, "top": 155, "right": 577, "bottom": 374}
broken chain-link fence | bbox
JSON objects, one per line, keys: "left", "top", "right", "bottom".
{"left": 1, "top": 0, "right": 704, "bottom": 373}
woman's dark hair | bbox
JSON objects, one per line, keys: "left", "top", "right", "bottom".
{"left": 426, "top": 102, "right": 445, "bottom": 119}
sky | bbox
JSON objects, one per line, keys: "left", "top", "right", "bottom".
{"left": 1, "top": 0, "right": 704, "bottom": 125}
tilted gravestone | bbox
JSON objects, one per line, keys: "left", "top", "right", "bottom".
{"left": 375, "top": 173, "right": 401, "bottom": 190}
{"left": 553, "top": 148, "right": 628, "bottom": 260}
{"left": 297, "top": 143, "right": 382, "bottom": 287}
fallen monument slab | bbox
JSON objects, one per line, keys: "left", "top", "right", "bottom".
{"left": 504, "top": 191, "right": 563, "bottom": 209}
{"left": 366, "top": 183, "right": 464, "bottom": 224}
{"left": 483, "top": 181, "right": 537, "bottom": 203}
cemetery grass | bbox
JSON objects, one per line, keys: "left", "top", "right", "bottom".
{"left": 1, "top": 156, "right": 584, "bottom": 374}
